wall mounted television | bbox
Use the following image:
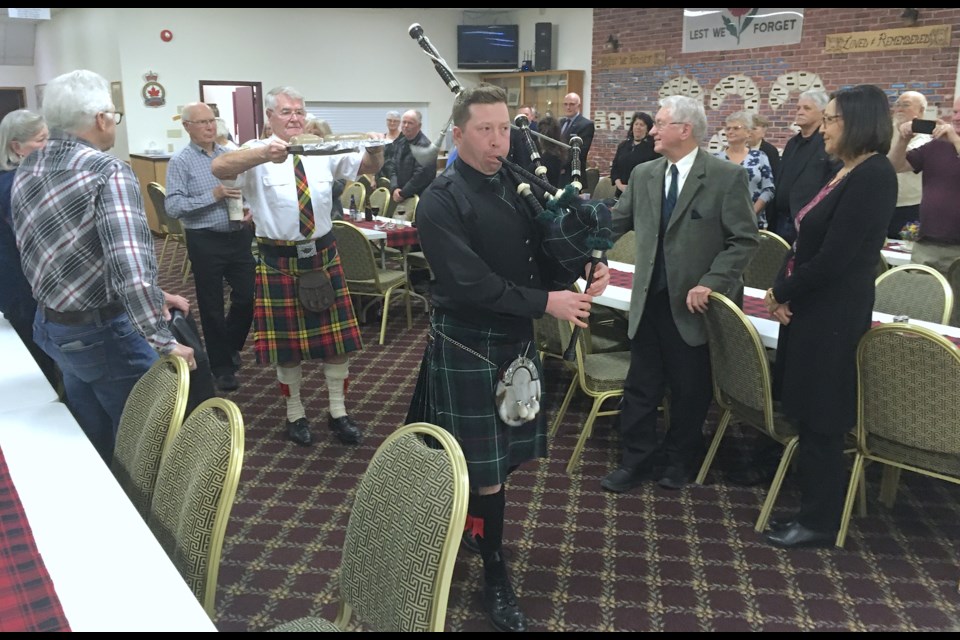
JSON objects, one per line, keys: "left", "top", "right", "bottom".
{"left": 457, "top": 24, "right": 519, "bottom": 70}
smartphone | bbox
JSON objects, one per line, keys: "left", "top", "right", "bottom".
{"left": 912, "top": 119, "right": 937, "bottom": 135}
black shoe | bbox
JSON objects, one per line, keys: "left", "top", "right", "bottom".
{"left": 214, "top": 373, "right": 239, "bottom": 392}
{"left": 286, "top": 417, "right": 312, "bottom": 446}
{"left": 764, "top": 522, "right": 834, "bottom": 549}
{"left": 483, "top": 568, "right": 528, "bottom": 632}
{"left": 767, "top": 516, "right": 796, "bottom": 533}
{"left": 657, "top": 464, "right": 692, "bottom": 490}
{"left": 601, "top": 466, "right": 650, "bottom": 493}
{"left": 727, "top": 466, "right": 778, "bottom": 487}
{"left": 328, "top": 415, "right": 362, "bottom": 444}
{"left": 462, "top": 530, "right": 481, "bottom": 555}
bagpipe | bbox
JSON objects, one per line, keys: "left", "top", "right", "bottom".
{"left": 408, "top": 23, "right": 613, "bottom": 362}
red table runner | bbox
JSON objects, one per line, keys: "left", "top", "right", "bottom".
{"left": 609, "top": 268, "right": 633, "bottom": 289}
{"left": 0, "top": 445, "right": 71, "bottom": 632}
{"left": 350, "top": 219, "right": 419, "bottom": 249}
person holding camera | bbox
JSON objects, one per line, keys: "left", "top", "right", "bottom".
{"left": 886, "top": 91, "right": 932, "bottom": 239}
{"left": 888, "top": 95, "right": 960, "bottom": 275}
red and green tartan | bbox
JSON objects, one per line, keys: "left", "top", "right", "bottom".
{"left": 253, "top": 241, "right": 363, "bottom": 365}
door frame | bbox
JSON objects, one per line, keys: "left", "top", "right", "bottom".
{"left": 198, "top": 80, "right": 264, "bottom": 139}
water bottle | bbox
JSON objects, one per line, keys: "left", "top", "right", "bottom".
{"left": 349, "top": 195, "right": 359, "bottom": 221}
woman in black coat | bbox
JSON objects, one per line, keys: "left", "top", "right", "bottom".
{"left": 609, "top": 111, "right": 660, "bottom": 197}
{"left": 763, "top": 85, "right": 897, "bottom": 548}
{"left": 535, "top": 115, "right": 566, "bottom": 188}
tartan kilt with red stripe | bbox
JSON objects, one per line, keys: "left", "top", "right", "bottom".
{"left": 253, "top": 241, "right": 363, "bottom": 365}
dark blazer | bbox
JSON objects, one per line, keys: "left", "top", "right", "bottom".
{"left": 610, "top": 136, "right": 660, "bottom": 196}
{"left": 758, "top": 138, "right": 781, "bottom": 182}
{"left": 769, "top": 131, "right": 836, "bottom": 241}
{"left": 383, "top": 130, "right": 433, "bottom": 199}
{"left": 610, "top": 149, "right": 759, "bottom": 345}
{"left": 560, "top": 114, "right": 595, "bottom": 185}
{"left": 772, "top": 154, "right": 896, "bottom": 432}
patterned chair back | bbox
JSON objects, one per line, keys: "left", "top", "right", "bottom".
{"left": 147, "top": 182, "right": 184, "bottom": 237}
{"left": 148, "top": 398, "right": 244, "bottom": 617}
{"left": 331, "top": 220, "right": 381, "bottom": 283}
{"left": 592, "top": 176, "right": 617, "bottom": 201}
{"left": 340, "top": 180, "right": 367, "bottom": 212}
{"left": 947, "top": 257, "right": 960, "bottom": 326}
{"left": 606, "top": 230, "right": 636, "bottom": 265}
{"left": 875, "top": 264, "right": 953, "bottom": 325}
{"left": 368, "top": 187, "right": 391, "bottom": 216}
{"left": 836, "top": 323, "right": 960, "bottom": 547}
{"left": 111, "top": 354, "right": 189, "bottom": 519}
{"left": 743, "top": 230, "right": 789, "bottom": 291}
{"left": 338, "top": 423, "right": 468, "bottom": 631}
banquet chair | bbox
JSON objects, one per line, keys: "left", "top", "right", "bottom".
{"left": 696, "top": 292, "right": 800, "bottom": 532}
{"left": 606, "top": 230, "right": 636, "bottom": 265}
{"left": 742, "top": 230, "right": 790, "bottom": 291}
{"left": 356, "top": 173, "right": 375, "bottom": 200}
{"left": 367, "top": 186, "right": 391, "bottom": 216}
{"left": 551, "top": 316, "right": 632, "bottom": 475}
{"left": 583, "top": 167, "right": 600, "bottom": 195}
{"left": 147, "top": 182, "right": 192, "bottom": 284}
{"left": 835, "top": 323, "right": 960, "bottom": 547}
{"left": 148, "top": 397, "right": 244, "bottom": 617}
{"left": 271, "top": 423, "right": 468, "bottom": 632}
{"left": 111, "top": 354, "right": 190, "bottom": 519}
{"left": 947, "top": 257, "right": 960, "bottom": 326}
{"left": 393, "top": 195, "right": 419, "bottom": 223}
{"left": 340, "top": 180, "right": 366, "bottom": 212}
{"left": 874, "top": 264, "right": 953, "bottom": 325}
{"left": 332, "top": 221, "right": 412, "bottom": 345}
{"left": 377, "top": 176, "right": 391, "bottom": 191}
{"left": 591, "top": 176, "right": 617, "bottom": 201}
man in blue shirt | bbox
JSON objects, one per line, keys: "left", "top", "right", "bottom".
{"left": 166, "top": 102, "right": 255, "bottom": 392}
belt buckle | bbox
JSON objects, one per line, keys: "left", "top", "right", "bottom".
{"left": 296, "top": 241, "right": 318, "bottom": 259}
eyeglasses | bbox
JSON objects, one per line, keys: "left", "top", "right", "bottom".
{"left": 653, "top": 121, "right": 686, "bottom": 129}
{"left": 273, "top": 108, "right": 306, "bottom": 119}
{"left": 184, "top": 118, "right": 216, "bottom": 126}
{"left": 893, "top": 102, "right": 915, "bottom": 109}
{"left": 102, "top": 111, "right": 123, "bottom": 125}
{"left": 724, "top": 125, "right": 745, "bottom": 131}
{"left": 822, "top": 113, "right": 843, "bottom": 125}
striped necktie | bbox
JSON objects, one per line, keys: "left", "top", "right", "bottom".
{"left": 293, "top": 154, "right": 315, "bottom": 237}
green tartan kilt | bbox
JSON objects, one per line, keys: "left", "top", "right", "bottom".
{"left": 407, "top": 311, "right": 547, "bottom": 487}
{"left": 253, "top": 240, "right": 363, "bottom": 365}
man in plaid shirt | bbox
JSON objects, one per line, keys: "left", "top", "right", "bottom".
{"left": 12, "top": 69, "right": 195, "bottom": 462}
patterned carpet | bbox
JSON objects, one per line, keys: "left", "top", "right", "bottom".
{"left": 156, "top": 243, "right": 960, "bottom": 632}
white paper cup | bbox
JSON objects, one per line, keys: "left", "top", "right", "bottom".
{"left": 227, "top": 198, "right": 244, "bottom": 221}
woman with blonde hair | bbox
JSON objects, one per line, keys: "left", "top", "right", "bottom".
{"left": 0, "top": 109, "right": 60, "bottom": 385}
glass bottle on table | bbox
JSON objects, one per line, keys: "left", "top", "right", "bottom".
{"left": 349, "top": 194, "right": 359, "bottom": 221}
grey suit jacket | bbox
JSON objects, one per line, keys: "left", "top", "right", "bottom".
{"left": 610, "top": 149, "right": 759, "bottom": 345}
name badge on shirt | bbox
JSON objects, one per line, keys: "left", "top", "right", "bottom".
{"left": 297, "top": 241, "right": 318, "bottom": 259}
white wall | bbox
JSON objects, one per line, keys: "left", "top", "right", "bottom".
{"left": 0, "top": 66, "right": 40, "bottom": 110}
{"left": 29, "top": 8, "right": 593, "bottom": 159}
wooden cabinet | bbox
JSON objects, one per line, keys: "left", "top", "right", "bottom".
{"left": 479, "top": 70, "right": 584, "bottom": 121}
{"left": 129, "top": 154, "right": 171, "bottom": 234}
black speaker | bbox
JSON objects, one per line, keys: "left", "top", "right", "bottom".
{"left": 535, "top": 22, "right": 553, "bottom": 71}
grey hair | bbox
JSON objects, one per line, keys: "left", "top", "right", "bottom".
{"left": 799, "top": 89, "right": 830, "bottom": 111}
{"left": 386, "top": 110, "right": 401, "bottom": 119}
{"left": 403, "top": 109, "right": 423, "bottom": 124}
{"left": 0, "top": 109, "right": 46, "bottom": 170}
{"left": 725, "top": 110, "right": 755, "bottom": 129}
{"left": 215, "top": 118, "right": 230, "bottom": 140}
{"left": 42, "top": 69, "right": 112, "bottom": 135}
{"left": 659, "top": 95, "right": 707, "bottom": 140}
{"left": 899, "top": 90, "right": 928, "bottom": 112}
{"left": 264, "top": 86, "right": 304, "bottom": 112}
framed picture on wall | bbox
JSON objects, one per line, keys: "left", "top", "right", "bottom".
{"left": 110, "top": 81, "right": 124, "bottom": 112}
{"left": 507, "top": 88, "right": 520, "bottom": 107}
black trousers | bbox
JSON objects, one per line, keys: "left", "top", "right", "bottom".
{"left": 184, "top": 228, "right": 255, "bottom": 376}
{"left": 796, "top": 428, "right": 846, "bottom": 532}
{"left": 618, "top": 289, "right": 713, "bottom": 470}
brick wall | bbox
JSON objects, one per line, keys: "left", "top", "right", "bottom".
{"left": 589, "top": 8, "right": 960, "bottom": 174}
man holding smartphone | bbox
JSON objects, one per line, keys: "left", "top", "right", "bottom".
{"left": 888, "top": 95, "right": 960, "bottom": 279}
{"left": 887, "top": 91, "right": 932, "bottom": 238}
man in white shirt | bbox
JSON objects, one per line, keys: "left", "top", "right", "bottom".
{"left": 212, "top": 86, "right": 383, "bottom": 447}
{"left": 887, "top": 90, "right": 931, "bottom": 238}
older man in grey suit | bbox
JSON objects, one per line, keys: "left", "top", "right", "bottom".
{"left": 601, "top": 95, "right": 759, "bottom": 493}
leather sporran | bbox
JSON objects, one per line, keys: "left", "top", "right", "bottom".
{"left": 297, "top": 269, "right": 335, "bottom": 314}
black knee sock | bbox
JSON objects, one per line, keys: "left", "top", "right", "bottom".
{"left": 467, "top": 488, "right": 506, "bottom": 570}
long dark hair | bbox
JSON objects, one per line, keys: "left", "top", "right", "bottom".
{"left": 536, "top": 115, "right": 567, "bottom": 161}
{"left": 627, "top": 111, "right": 654, "bottom": 141}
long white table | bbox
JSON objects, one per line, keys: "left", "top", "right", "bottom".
{"left": 1, "top": 402, "right": 216, "bottom": 631}
{"left": 0, "top": 315, "right": 58, "bottom": 411}
{"left": 881, "top": 241, "right": 911, "bottom": 267}
{"left": 590, "top": 261, "right": 960, "bottom": 350}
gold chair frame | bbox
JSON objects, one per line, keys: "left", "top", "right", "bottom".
{"left": 875, "top": 263, "right": 953, "bottom": 325}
